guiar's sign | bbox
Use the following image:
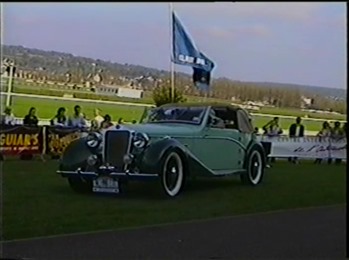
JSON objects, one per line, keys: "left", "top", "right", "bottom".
{"left": 0, "top": 125, "right": 43, "bottom": 155}
{"left": 45, "top": 126, "right": 84, "bottom": 156}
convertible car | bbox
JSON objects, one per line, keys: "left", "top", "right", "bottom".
{"left": 57, "top": 103, "right": 267, "bottom": 197}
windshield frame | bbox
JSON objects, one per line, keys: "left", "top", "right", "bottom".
{"left": 143, "top": 106, "right": 208, "bottom": 126}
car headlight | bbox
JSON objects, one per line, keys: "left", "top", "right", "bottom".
{"left": 133, "top": 132, "right": 149, "bottom": 149}
{"left": 87, "top": 154, "right": 98, "bottom": 166}
{"left": 86, "top": 132, "right": 102, "bottom": 148}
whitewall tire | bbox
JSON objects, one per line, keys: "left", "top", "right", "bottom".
{"left": 241, "top": 149, "right": 264, "bottom": 186}
{"left": 160, "top": 151, "right": 185, "bottom": 197}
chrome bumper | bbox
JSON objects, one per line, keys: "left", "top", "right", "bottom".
{"left": 57, "top": 165, "right": 158, "bottom": 180}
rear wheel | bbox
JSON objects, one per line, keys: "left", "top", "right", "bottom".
{"left": 68, "top": 177, "right": 92, "bottom": 193}
{"left": 160, "top": 150, "right": 186, "bottom": 197}
{"left": 241, "top": 148, "right": 264, "bottom": 186}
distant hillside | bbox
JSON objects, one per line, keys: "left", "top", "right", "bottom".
{"left": 1, "top": 44, "right": 346, "bottom": 114}
{"left": 2, "top": 44, "right": 345, "bottom": 99}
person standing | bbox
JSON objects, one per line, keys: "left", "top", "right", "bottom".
{"left": 21, "top": 107, "right": 38, "bottom": 161}
{"left": 262, "top": 117, "right": 283, "bottom": 136}
{"left": 50, "top": 107, "right": 68, "bottom": 127}
{"left": 91, "top": 108, "right": 104, "bottom": 130}
{"left": 314, "top": 121, "right": 332, "bottom": 164}
{"left": 118, "top": 117, "right": 124, "bottom": 124}
{"left": 68, "top": 105, "right": 87, "bottom": 129}
{"left": 343, "top": 122, "right": 347, "bottom": 136}
{"left": 1, "top": 106, "right": 16, "bottom": 125}
{"left": 101, "top": 114, "right": 113, "bottom": 129}
{"left": 23, "top": 107, "right": 39, "bottom": 126}
{"left": 262, "top": 117, "right": 282, "bottom": 163}
{"left": 330, "top": 121, "right": 345, "bottom": 165}
{"left": 288, "top": 117, "right": 305, "bottom": 164}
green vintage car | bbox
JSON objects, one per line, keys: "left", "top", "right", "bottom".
{"left": 57, "top": 103, "right": 267, "bottom": 197}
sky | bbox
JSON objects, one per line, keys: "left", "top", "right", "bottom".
{"left": 2, "top": 2, "right": 347, "bottom": 89}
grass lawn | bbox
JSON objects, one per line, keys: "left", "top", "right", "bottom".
{"left": 1, "top": 96, "right": 337, "bottom": 132}
{"left": 2, "top": 159, "right": 345, "bottom": 240}
{"left": 4, "top": 96, "right": 145, "bottom": 122}
{"left": 2, "top": 81, "right": 346, "bottom": 120}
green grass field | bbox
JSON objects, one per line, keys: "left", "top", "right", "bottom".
{"left": 2, "top": 159, "right": 345, "bottom": 240}
{"left": 1, "top": 95, "right": 340, "bottom": 132}
{"left": 2, "top": 82, "right": 347, "bottom": 122}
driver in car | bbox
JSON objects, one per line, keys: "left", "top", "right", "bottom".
{"left": 209, "top": 109, "right": 225, "bottom": 128}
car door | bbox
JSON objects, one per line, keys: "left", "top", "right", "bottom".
{"left": 190, "top": 108, "right": 244, "bottom": 173}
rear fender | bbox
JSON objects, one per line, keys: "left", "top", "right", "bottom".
{"left": 244, "top": 141, "right": 266, "bottom": 168}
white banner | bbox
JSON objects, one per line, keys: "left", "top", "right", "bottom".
{"left": 328, "top": 138, "right": 347, "bottom": 159}
{"left": 257, "top": 136, "right": 347, "bottom": 159}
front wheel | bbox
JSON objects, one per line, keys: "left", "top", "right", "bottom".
{"left": 241, "top": 148, "right": 265, "bottom": 186}
{"left": 68, "top": 177, "right": 92, "bottom": 193}
{"left": 160, "top": 150, "right": 186, "bottom": 197}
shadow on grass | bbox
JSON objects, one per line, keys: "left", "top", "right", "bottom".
{"left": 50, "top": 178, "right": 242, "bottom": 202}
{"left": 68, "top": 176, "right": 246, "bottom": 201}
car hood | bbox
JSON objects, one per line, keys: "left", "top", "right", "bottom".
{"left": 114, "top": 123, "right": 200, "bottom": 137}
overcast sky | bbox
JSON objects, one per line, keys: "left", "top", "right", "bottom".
{"left": 2, "top": 2, "right": 347, "bottom": 89}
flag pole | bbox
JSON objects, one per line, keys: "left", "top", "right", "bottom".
{"left": 169, "top": 2, "right": 175, "bottom": 102}
{"left": 6, "top": 62, "right": 14, "bottom": 107}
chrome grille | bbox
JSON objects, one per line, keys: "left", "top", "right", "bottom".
{"left": 104, "top": 130, "right": 131, "bottom": 170}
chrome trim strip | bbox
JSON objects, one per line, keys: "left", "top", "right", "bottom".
{"left": 110, "top": 172, "right": 126, "bottom": 176}
{"left": 159, "top": 137, "right": 243, "bottom": 176}
{"left": 185, "top": 149, "right": 246, "bottom": 176}
{"left": 57, "top": 170, "right": 98, "bottom": 176}
{"left": 153, "top": 135, "right": 247, "bottom": 151}
{"left": 128, "top": 172, "right": 158, "bottom": 177}
{"left": 56, "top": 170, "right": 158, "bottom": 178}
{"left": 203, "top": 136, "right": 247, "bottom": 150}
{"left": 185, "top": 152, "right": 218, "bottom": 176}
{"left": 99, "top": 165, "right": 116, "bottom": 170}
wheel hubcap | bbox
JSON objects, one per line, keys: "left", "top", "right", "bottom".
{"left": 249, "top": 151, "right": 262, "bottom": 185}
{"left": 162, "top": 152, "right": 184, "bottom": 196}
{"left": 165, "top": 159, "right": 179, "bottom": 190}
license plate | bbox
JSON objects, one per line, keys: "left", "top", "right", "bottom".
{"left": 92, "top": 176, "right": 119, "bottom": 194}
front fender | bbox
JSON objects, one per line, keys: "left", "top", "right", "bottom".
{"left": 59, "top": 138, "right": 92, "bottom": 171}
{"left": 139, "top": 138, "right": 188, "bottom": 174}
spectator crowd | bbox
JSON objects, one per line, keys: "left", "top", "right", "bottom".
{"left": 255, "top": 116, "right": 346, "bottom": 140}
{"left": 255, "top": 116, "right": 347, "bottom": 165}
{"left": 0, "top": 105, "right": 136, "bottom": 130}
{"left": 1, "top": 105, "right": 347, "bottom": 165}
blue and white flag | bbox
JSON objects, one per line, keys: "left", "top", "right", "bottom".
{"left": 171, "top": 11, "right": 215, "bottom": 91}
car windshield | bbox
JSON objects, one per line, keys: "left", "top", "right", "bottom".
{"left": 143, "top": 106, "right": 206, "bottom": 125}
